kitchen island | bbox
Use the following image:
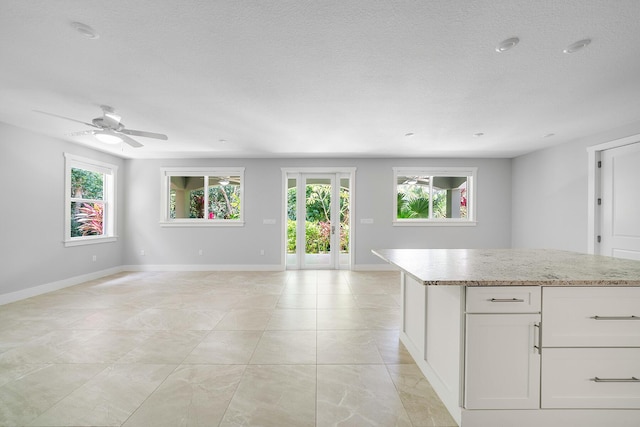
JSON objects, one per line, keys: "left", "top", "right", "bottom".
{"left": 372, "top": 249, "right": 640, "bottom": 427}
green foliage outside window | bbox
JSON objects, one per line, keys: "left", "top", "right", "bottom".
{"left": 286, "top": 184, "right": 350, "bottom": 254}
{"left": 70, "top": 168, "right": 105, "bottom": 237}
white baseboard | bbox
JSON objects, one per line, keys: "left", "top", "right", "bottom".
{"left": 0, "top": 266, "right": 124, "bottom": 306}
{"left": 121, "top": 264, "right": 285, "bottom": 272}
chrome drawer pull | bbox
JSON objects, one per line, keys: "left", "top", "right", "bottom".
{"left": 591, "top": 315, "right": 640, "bottom": 320}
{"left": 533, "top": 323, "right": 541, "bottom": 354}
{"left": 591, "top": 377, "right": 640, "bottom": 383}
{"left": 489, "top": 298, "right": 525, "bottom": 302}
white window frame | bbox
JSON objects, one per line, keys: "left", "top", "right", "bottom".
{"left": 160, "top": 167, "right": 245, "bottom": 227}
{"left": 64, "top": 153, "right": 118, "bottom": 246}
{"left": 393, "top": 166, "right": 477, "bottom": 226}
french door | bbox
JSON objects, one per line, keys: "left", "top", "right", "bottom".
{"left": 284, "top": 170, "right": 353, "bottom": 269}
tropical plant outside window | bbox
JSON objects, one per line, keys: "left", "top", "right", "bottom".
{"left": 71, "top": 168, "right": 105, "bottom": 236}
{"left": 64, "top": 153, "right": 117, "bottom": 246}
{"left": 286, "top": 184, "right": 350, "bottom": 255}
{"left": 161, "top": 168, "right": 244, "bottom": 226}
{"left": 393, "top": 167, "right": 476, "bottom": 225}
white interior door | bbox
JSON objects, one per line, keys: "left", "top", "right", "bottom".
{"left": 600, "top": 142, "right": 640, "bottom": 260}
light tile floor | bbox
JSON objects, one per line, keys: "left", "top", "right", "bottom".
{"left": 0, "top": 270, "right": 457, "bottom": 427}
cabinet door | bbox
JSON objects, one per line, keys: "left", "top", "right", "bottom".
{"left": 465, "top": 314, "right": 541, "bottom": 409}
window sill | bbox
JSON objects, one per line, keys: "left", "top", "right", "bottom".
{"left": 159, "top": 220, "right": 245, "bottom": 228}
{"left": 393, "top": 220, "right": 477, "bottom": 227}
{"left": 64, "top": 236, "right": 118, "bottom": 247}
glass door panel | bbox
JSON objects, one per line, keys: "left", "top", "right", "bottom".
{"left": 302, "top": 176, "right": 334, "bottom": 268}
{"left": 286, "top": 177, "right": 298, "bottom": 268}
{"left": 339, "top": 176, "right": 350, "bottom": 268}
{"left": 284, "top": 170, "right": 351, "bottom": 270}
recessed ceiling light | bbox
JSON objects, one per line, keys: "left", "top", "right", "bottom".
{"left": 543, "top": 133, "right": 555, "bottom": 138}
{"left": 404, "top": 132, "right": 415, "bottom": 137}
{"left": 70, "top": 22, "right": 99, "bottom": 39}
{"left": 219, "top": 139, "right": 227, "bottom": 143}
{"left": 563, "top": 39, "right": 591, "bottom": 54}
{"left": 495, "top": 37, "right": 519, "bottom": 53}
{"left": 473, "top": 132, "right": 484, "bottom": 137}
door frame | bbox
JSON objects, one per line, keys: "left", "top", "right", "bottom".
{"left": 587, "top": 134, "right": 640, "bottom": 254}
{"left": 281, "top": 167, "right": 356, "bottom": 270}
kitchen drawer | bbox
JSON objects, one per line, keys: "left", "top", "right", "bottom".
{"left": 542, "top": 348, "right": 640, "bottom": 409}
{"left": 542, "top": 287, "right": 640, "bottom": 347}
{"left": 466, "top": 286, "right": 541, "bottom": 313}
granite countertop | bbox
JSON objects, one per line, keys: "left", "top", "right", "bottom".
{"left": 372, "top": 248, "right": 640, "bottom": 286}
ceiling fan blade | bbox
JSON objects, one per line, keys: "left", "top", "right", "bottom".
{"left": 120, "top": 129, "right": 168, "bottom": 140}
{"left": 34, "top": 110, "right": 99, "bottom": 128}
{"left": 116, "top": 133, "right": 144, "bottom": 148}
{"left": 67, "top": 130, "right": 97, "bottom": 137}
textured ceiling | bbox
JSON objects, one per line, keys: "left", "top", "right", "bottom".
{"left": 2, "top": 0, "right": 640, "bottom": 159}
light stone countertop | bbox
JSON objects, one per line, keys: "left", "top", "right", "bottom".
{"left": 372, "top": 248, "right": 640, "bottom": 286}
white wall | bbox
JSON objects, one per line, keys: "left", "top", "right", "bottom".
{"left": 0, "top": 123, "right": 126, "bottom": 296}
{"left": 512, "top": 120, "right": 640, "bottom": 252}
{"left": 125, "top": 157, "right": 512, "bottom": 268}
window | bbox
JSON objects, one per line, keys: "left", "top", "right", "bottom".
{"left": 393, "top": 167, "right": 477, "bottom": 225}
{"left": 160, "top": 167, "right": 244, "bottom": 226}
{"left": 64, "top": 153, "right": 118, "bottom": 246}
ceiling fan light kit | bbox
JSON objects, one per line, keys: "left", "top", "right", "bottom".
{"left": 94, "top": 131, "right": 123, "bottom": 144}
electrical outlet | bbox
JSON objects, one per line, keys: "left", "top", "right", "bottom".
{"left": 92, "top": 255, "right": 97, "bottom": 262}
{"left": 198, "top": 249, "right": 203, "bottom": 256}
{"left": 260, "top": 249, "right": 265, "bottom": 255}
{"left": 140, "top": 249, "right": 145, "bottom": 256}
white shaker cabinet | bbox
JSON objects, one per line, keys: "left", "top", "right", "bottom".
{"left": 542, "top": 287, "right": 640, "bottom": 409}
{"left": 464, "top": 287, "right": 541, "bottom": 410}
{"left": 373, "top": 248, "right": 640, "bottom": 427}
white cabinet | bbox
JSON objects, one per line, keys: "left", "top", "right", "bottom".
{"left": 464, "top": 287, "right": 541, "bottom": 410}
{"left": 541, "top": 287, "right": 640, "bottom": 410}
{"left": 465, "top": 313, "right": 540, "bottom": 409}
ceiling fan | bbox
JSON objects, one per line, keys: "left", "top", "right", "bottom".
{"left": 35, "top": 105, "right": 168, "bottom": 148}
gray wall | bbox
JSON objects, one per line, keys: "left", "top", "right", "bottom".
{"left": 0, "top": 120, "right": 513, "bottom": 297}
{"left": 125, "top": 157, "right": 512, "bottom": 268}
{"left": 0, "top": 123, "right": 126, "bottom": 295}
{"left": 511, "top": 120, "right": 640, "bottom": 252}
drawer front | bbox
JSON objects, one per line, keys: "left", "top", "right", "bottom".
{"left": 542, "top": 287, "right": 640, "bottom": 347}
{"left": 542, "top": 348, "right": 640, "bottom": 409}
{"left": 466, "top": 286, "right": 541, "bottom": 313}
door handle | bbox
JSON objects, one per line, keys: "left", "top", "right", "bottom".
{"left": 533, "top": 323, "right": 541, "bottom": 354}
